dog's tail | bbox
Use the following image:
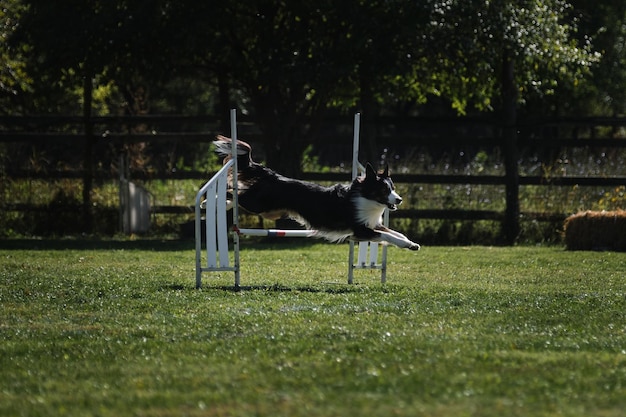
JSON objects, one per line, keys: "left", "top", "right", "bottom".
{"left": 213, "top": 135, "right": 253, "bottom": 168}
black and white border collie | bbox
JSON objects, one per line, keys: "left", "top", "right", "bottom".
{"left": 213, "top": 136, "right": 420, "bottom": 251}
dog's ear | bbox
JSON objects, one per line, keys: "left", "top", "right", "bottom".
{"left": 382, "top": 164, "right": 389, "bottom": 178}
{"left": 365, "top": 162, "right": 377, "bottom": 180}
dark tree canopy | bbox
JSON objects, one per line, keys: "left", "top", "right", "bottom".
{"left": 4, "top": 0, "right": 620, "bottom": 172}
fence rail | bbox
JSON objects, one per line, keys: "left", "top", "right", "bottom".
{"left": 6, "top": 169, "right": 626, "bottom": 187}
{"left": 1, "top": 204, "right": 562, "bottom": 223}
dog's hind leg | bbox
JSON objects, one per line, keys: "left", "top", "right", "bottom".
{"left": 200, "top": 197, "right": 234, "bottom": 211}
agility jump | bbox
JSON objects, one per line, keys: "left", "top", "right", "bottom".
{"left": 195, "top": 110, "right": 396, "bottom": 289}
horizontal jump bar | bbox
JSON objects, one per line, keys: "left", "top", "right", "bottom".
{"left": 235, "top": 228, "right": 317, "bottom": 238}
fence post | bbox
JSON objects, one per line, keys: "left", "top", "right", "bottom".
{"left": 82, "top": 73, "right": 94, "bottom": 232}
{"left": 501, "top": 52, "right": 520, "bottom": 244}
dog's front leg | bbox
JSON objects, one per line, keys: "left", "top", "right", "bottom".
{"left": 354, "top": 225, "right": 420, "bottom": 251}
{"left": 374, "top": 225, "right": 421, "bottom": 251}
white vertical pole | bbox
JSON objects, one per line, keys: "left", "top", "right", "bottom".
{"left": 206, "top": 182, "right": 217, "bottom": 268}
{"left": 195, "top": 191, "right": 203, "bottom": 289}
{"left": 351, "top": 113, "right": 361, "bottom": 179}
{"left": 381, "top": 209, "right": 389, "bottom": 283}
{"left": 348, "top": 113, "right": 361, "bottom": 284}
{"left": 230, "top": 109, "right": 241, "bottom": 289}
{"left": 216, "top": 177, "right": 229, "bottom": 267}
{"left": 348, "top": 246, "right": 355, "bottom": 285}
{"left": 368, "top": 242, "right": 379, "bottom": 266}
{"left": 358, "top": 242, "right": 369, "bottom": 266}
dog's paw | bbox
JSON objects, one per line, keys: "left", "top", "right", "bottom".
{"left": 408, "top": 242, "right": 421, "bottom": 251}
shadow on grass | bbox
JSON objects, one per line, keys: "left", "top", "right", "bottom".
{"left": 223, "top": 283, "right": 357, "bottom": 294}
{"left": 159, "top": 282, "right": 358, "bottom": 294}
{"left": 0, "top": 238, "right": 194, "bottom": 251}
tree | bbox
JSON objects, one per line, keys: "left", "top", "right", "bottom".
{"left": 10, "top": 0, "right": 194, "bottom": 229}
{"left": 0, "top": 0, "right": 31, "bottom": 114}
{"left": 10, "top": 0, "right": 602, "bottom": 142}
{"left": 568, "top": 0, "right": 626, "bottom": 116}
{"left": 398, "top": 0, "right": 600, "bottom": 114}
{"left": 206, "top": 1, "right": 601, "bottom": 172}
{"left": 410, "top": 0, "right": 601, "bottom": 243}
{"left": 202, "top": 1, "right": 358, "bottom": 175}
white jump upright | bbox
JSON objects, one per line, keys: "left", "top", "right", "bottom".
{"left": 195, "top": 110, "right": 241, "bottom": 288}
{"left": 348, "top": 113, "right": 388, "bottom": 284}
{"left": 195, "top": 110, "right": 388, "bottom": 288}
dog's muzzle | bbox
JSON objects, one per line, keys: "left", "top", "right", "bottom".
{"left": 387, "top": 196, "right": 402, "bottom": 211}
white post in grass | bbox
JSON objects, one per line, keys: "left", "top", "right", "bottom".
{"left": 230, "top": 109, "right": 241, "bottom": 288}
{"left": 348, "top": 113, "right": 361, "bottom": 284}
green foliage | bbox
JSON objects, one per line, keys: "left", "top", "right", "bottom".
{"left": 301, "top": 144, "right": 334, "bottom": 173}
{"left": 566, "top": 0, "right": 626, "bottom": 115}
{"left": 596, "top": 186, "right": 626, "bottom": 210}
{"left": 418, "top": 0, "right": 601, "bottom": 113}
{"left": 1, "top": 243, "right": 625, "bottom": 416}
{"left": 4, "top": 0, "right": 614, "bottom": 139}
{"left": 0, "top": 0, "right": 32, "bottom": 112}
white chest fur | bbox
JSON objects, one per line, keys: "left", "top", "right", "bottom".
{"left": 353, "top": 196, "right": 385, "bottom": 228}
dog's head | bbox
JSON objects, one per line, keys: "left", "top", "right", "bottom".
{"left": 361, "top": 163, "right": 403, "bottom": 210}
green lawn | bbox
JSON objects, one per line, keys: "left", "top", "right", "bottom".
{"left": 1, "top": 240, "right": 625, "bottom": 416}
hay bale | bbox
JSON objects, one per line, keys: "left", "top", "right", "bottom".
{"left": 563, "top": 210, "right": 626, "bottom": 251}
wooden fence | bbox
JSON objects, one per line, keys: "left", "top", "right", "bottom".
{"left": 2, "top": 115, "right": 626, "bottom": 240}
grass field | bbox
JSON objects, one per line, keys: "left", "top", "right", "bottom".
{"left": 1, "top": 239, "right": 625, "bottom": 416}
